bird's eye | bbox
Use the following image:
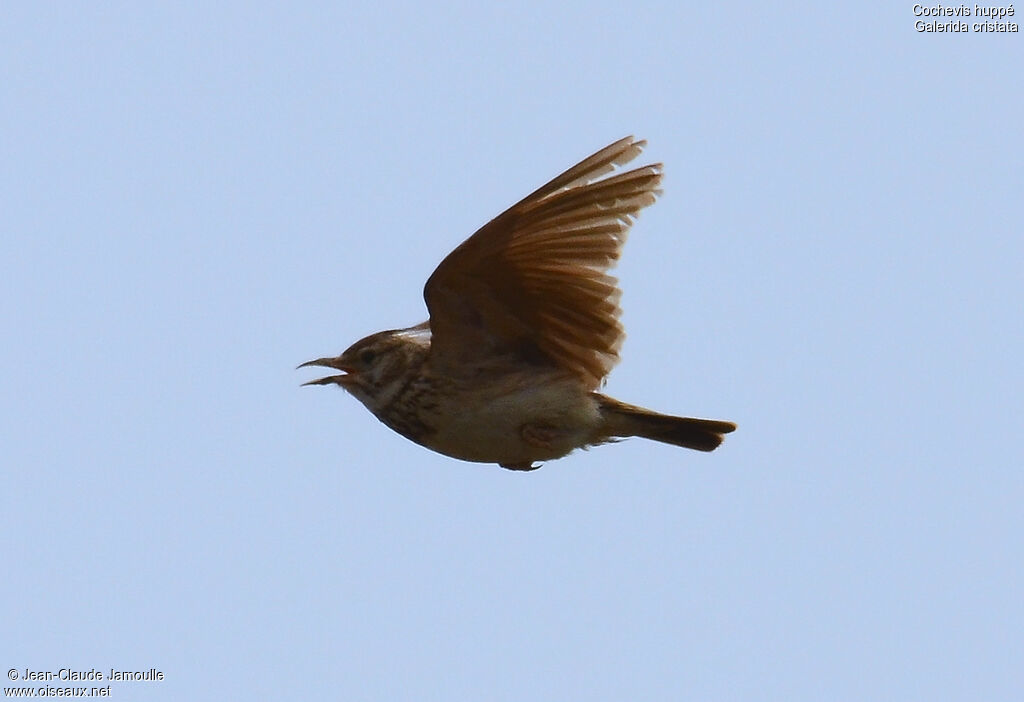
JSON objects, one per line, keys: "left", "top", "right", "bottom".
{"left": 359, "top": 349, "right": 376, "bottom": 365}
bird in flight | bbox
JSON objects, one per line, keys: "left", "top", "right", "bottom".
{"left": 300, "top": 137, "right": 735, "bottom": 470}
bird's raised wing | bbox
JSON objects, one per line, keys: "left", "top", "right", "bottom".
{"left": 423, "top": 136, "right": 663, "bottom": 389}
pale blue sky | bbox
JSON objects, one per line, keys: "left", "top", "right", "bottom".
{"left": 3, "top": 3, "right": 1022, "bottom": 700}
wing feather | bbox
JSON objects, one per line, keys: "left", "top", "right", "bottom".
{"left": 423, "top": 137, "right": 663, "bottom": 388}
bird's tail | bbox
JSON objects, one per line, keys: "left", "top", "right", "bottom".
{"left": 596, "top": 395, "right": 736, "bottom": 452}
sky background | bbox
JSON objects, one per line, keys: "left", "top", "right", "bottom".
{"left": 3, "top": 2, "right": 1022, "bottom": 700}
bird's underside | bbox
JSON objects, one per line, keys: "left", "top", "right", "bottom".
{"left": 300, "top": 136, "right": 736, "bottom": 469}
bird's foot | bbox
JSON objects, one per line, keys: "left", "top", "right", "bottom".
{"left": 500, "top": 461, "right": 542, "bottom": 471}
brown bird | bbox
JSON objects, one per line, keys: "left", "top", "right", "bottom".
{"left": 300, "top": 136, "right": 735, "bottom": 470}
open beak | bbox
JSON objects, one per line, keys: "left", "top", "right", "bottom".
{"left": 297, "top": 356, "right": 356, "bottom": 387}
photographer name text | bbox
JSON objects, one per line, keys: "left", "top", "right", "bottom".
{"left": 14, "top": 668, "right": 163, "bottom": 682}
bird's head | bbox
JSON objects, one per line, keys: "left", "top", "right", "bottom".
{"left": 299, "top": 324, "right": 430, "bottom": 412}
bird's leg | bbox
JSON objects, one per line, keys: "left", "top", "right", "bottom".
{"left": 499, "top": 422, "right": 565, "bottom": 470}
{"left": 520, "top": 422, "right": 561, "bottom": 449}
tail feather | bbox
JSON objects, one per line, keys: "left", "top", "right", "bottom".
{"left": 597, "top": 395, "right": 736, "bottom": 452}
